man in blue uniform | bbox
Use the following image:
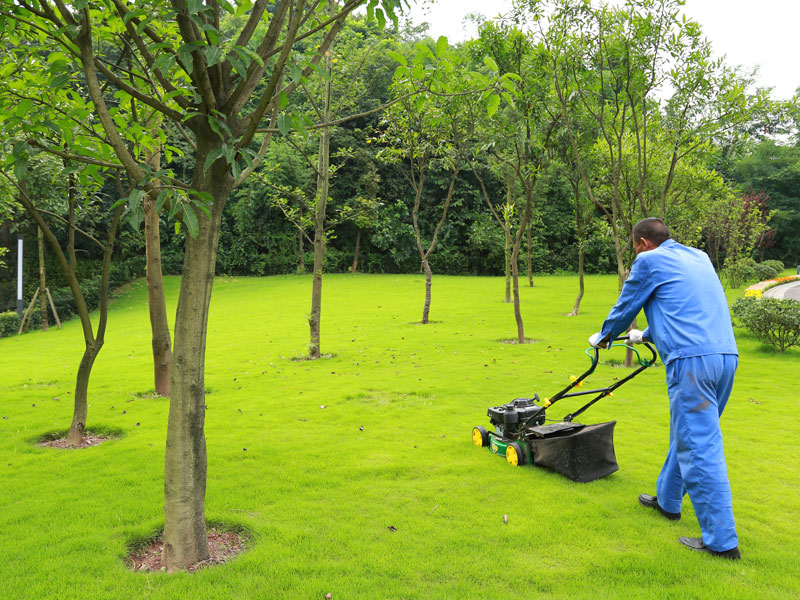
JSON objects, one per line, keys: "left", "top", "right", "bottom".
{"left": 589, "top": 217, "right": 740, "bottom": 559}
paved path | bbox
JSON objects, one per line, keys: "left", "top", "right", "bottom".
{"left": 763, "top": 280, "right": 800, "bottom": 301}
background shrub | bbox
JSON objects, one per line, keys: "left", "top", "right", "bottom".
{"left": 724, "top": 257, "right": 758, "bottom": 288}
{"left": 732, "top": 296, "right": 800, "bottom": 352}
{"left": 762, "top": 259, "right": 785, "bottom": 274}
{"left": 753, "top": 261, "right": 781, "bottom": 281}
{"left": 0, "top": 311, "right": 20, "bottom": 338}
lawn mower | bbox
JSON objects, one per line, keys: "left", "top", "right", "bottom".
{"left": 472, "top": 336, "right": 657, "bottom": 482}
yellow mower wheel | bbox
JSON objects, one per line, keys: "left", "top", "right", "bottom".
{"left": 506, "top": 442, "right": 525, "bottom": 467}
{"left": 472, "top": 426, "right": 489, "bottom": 447}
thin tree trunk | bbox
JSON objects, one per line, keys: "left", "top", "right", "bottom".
{"left": 569, "top": 245, "right": 585, "bottom": 316}
{"left": 308, "top": 235, "right": 325, "bottom": 359}
{"left": 64, "top": 183, "right": 122, "bottom": 446}
{"left": 38, "top": 226, "right": 48, "bottom": 331}
{"left": 350, "top": 227, "right": 361, "bottom": 274}
{"left": 144, "top": 149, "right": 172, "bottom": 397}
{"left": 421, "top": 258, "right": 432, "bottom": 324}
{"left": 413, "top": 168, "right": 459, "bottom": 324}
{"left": 511, "top": 243, "right": 524, "bottom": 343}
{"left": 308, "top": 33, "right": 333, "bottom": 360}
{"left": 297, "top": 201, "right": 305, "bottom": 274}
{"left": 569, "top": 179, "right": 586, "bottom": 317}
{"left": 527, "top": 221, "right": 534, "bottom": 287}
{"left": 309, "top": 221, "right": 325, "bottom": 358}
{"left": 504, "top": 223, "right": 512, "bottom": 303}
{"left": 511, "top": 183, "right": 534, "bottom": 344}
{"left": 66, "top": 345, "right": 100, "bottom": 445}
{"left": 17, "top": 173, "right": 101, "bottom": 447}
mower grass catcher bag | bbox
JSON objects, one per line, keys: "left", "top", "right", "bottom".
{"left": 528, "top": 421, "right": 618, "bottom": 482}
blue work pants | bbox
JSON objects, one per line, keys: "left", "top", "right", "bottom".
{"left": 656, "top": 354, "right": 738, "bottom": 552}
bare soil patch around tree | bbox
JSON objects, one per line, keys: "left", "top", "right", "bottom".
{"left": 38, "top": 433, "right": 111, "bottom": 449}
{"left": 127, "top": 527, "right": 249, "bottom": 573}
{"left": 35, "top": 428, "right": 122, "bottom": 449}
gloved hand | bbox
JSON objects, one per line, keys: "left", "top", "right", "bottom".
{"left": 588, "top": 332, "right": 607, "bottom": 349}
{"left": 627, "top": 329, "right": 644, "bottom": 344}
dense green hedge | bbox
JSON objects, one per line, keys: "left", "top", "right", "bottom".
{"left": 0, "top": 311, "right": 20, "bottom": 338}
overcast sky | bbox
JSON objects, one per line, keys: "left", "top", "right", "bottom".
{"left": 402, "top": 0, "right": 799, "bottom": 101}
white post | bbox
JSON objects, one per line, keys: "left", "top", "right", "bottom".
{"left": 17, "top": 235, "right": 23, "bottom": 319}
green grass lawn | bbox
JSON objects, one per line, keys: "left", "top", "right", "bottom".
{"left": 1, "top": 273, "right": 798, "bottom": 599}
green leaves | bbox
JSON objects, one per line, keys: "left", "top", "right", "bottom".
{"left": 387, "top": 51, "right": 407, "bottom": 67}
{"left": 485, "top": 94, "right": 501, "bottom": 118}
{"left": 435, "top": 36, "right": 449, "bottom": 58}
{"left": 181, "top": 201, "right": 199, "bottom": 237}
{"left": 203, "top": 146, "right": 227, "bottom": 175}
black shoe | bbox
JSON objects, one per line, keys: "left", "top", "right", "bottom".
{"left": 638, "top": 493, "right": 681, "bottom": 521}
{"left": 679, "top": 536, "right": 741, "bottom": 560}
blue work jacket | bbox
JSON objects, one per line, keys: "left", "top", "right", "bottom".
{"left": 600, "top": 239, "right": 738, "bottom": 364}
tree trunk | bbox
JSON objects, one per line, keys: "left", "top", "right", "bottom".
{"left": 308, "top": 38, "right": 332, "bottom": 360}
{"left": 350, "top": 227, "right": 361, "bottom": 274}
{"left": 162, "top": 152, "right": 230, "bottom": 572}
{"left": 297, "top": 201, "right": 305, "bottom": 274}
{"left": 144, "top": 149, "right": 172, "bottom": 397}
{"left": 510, "top": 182, "right": 531, "bottom": 344}
{"left": 163, "top": 214, "right": 220, "bottom": 571}
{"left": 421, "top": 258, "right": 433, "bottom": 324}
{"left": 527, "top": 222, "right": 534, "bottom": 287}
{"left": 569, "top": 244, "right": 585, "bottom": 316}
{"left": 309, "top": 226, "right": 325, "bottom": 359}
{"left": 65, "top": 344, "right": 101, "bottom": 446}
{"left": 504, "top": 223, "right": 512, "bottom": 303}
{"left": 413, "top": 168, "right": 459, "bottom": 324}
{"left": 20, "top": 172, "right": 103, "bottom": 447}
{"left": 38, "top": 226, "right": 48, "bottom": 331}
{"left": 511, "top": 246, "right": 524, "bottom": 343}
{"left": 163, "top": 228, "right": 214, "bottom": 571}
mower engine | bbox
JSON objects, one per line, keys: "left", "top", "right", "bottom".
{"left": 487, "top": 396, "right": 546, "bottom": 438}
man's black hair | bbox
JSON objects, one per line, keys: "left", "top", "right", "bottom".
{"left": 633, "top": 217, "right": 671, "bottom": 246}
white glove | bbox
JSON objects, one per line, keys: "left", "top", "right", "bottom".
{"left": 627, "top": 329, "right": 644, "bottom": 344}
{"left": 588, "top": 332, "right": 607, "bottom": 348}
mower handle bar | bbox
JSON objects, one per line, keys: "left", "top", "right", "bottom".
{"left": 518, "top": 335, "right": 657, "bottom": 429}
